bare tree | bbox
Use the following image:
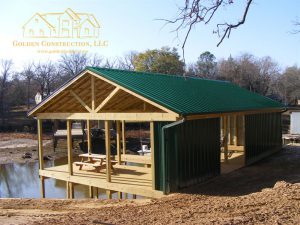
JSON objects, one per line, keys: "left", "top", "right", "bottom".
{"left": 103, "top": 58, "right": 117, "bottom": 69}
{"left": 0, "top": 59, "right": 13, "bottom": 125}
{"left": 89, "top": 53, "right": 104, "bottom": 67}
{"left": 117, "top": 51, "right": 138, "bottom": 70}
{"left": 20, "top": 62, "right": 35, "bottom": 109}
{"left": 163, "top": 0, "right": 253, "bottom": 58}
{"left": 34, "top": 62, "right": 58, "bottom": 98}
{"left": 59, "top": 53, "right": 89, "bottom": 78}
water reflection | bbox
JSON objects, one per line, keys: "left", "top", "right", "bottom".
{"left": 0, "top": 159, "right": 138, "bottom": 199}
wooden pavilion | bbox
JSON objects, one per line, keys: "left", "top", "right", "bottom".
{"left": 28, "top": 67, "right": 284, "bottom": 199}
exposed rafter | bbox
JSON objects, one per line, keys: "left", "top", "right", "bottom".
{"left": 70, "top": 90, "right": 92, "bottom": 113}
{"left": 95, "top": 87, "right": 120, "bottom": 112}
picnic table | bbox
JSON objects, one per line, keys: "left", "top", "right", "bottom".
{"left": 74, "top": 153, "right": 117, "bottom": 172}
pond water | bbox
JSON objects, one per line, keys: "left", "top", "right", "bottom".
{"left": 0, "top": 158, "right": 138, "bottom": 199}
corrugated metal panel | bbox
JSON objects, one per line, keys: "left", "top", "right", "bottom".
{"left": 87, "top": 67, "right": 283, "bottom": 115}
{"left": 245, "top": 112, "right": 282, "bottom": 165}
{"left": 154, "top": 119, "right": 220, "bottom": 193}
{"left": 290, "top": 112, "right": 300, "bottom": 134}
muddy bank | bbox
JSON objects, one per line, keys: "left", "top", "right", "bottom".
{"left": 0, "top": 146, "right": 299, "bottom": 224}
{"left": 0, "top": 136, "right": 83, "bottom": 164}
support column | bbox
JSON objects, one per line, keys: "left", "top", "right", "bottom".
{"left": 38, "top": 119, "right": 45, "bottom": 198}
{"left": 116, "top": 121, "right": 121, "bottom": 164}
{"left": 233, "top": 115, "right": 237, "bottom": 146}
{"left": 87, "top": 120, "right": 92, "bottom": 154}
{"left": 94, "top": 187, "right": 99, "bottom": 199}
{"left": 105, "top": 120, "right": 111, "bottom": 182}
{"left": 67, "top": 120, "right": 74, "bottom": 199}
{"left": 106, "top": 190, "right": 112, "bottom": 199}
{"left": 118, "top": 192, "right": 122, "bottom": 200}
{"left": 150, "top": 121, "right": 155, "bottom": 190}
{"left": 67, "top": 120, "right": 73, "bottom": 175}
{"left": 224, "top": 116, "right": 229, "bottom": 163}
{"left": 89, "top": 186, "right": 94, "bottom": 198}
{"left": 122, "top": 120, "right": 126, "bottom": 155}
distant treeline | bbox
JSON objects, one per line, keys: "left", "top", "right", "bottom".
{"left": 0, "top": 47, "right": 299, "bottom": 130}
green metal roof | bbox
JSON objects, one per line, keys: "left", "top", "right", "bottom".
{"left": 87, "top": 67, "right": 284, "bottom": 115}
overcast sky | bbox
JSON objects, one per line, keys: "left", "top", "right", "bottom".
{"left": 0, "top": 0, "right": 300, "bottom": 70}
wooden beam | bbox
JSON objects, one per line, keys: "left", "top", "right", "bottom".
{"left": 67, "top": 120, "right": 73, "bottom": 175}
{"left": 87, "top": 120, "right": 92, "bottom": 154}
{"left": 36, "top": 112, "right": 177, "bottom": 122}
{"left": 122, "top": 120, "right": 126, "bottom": 155}
{"left": 150, "top": 121, "right": 155, "bottom": 190}
{"left": 89, "top": 71, "right": 178, "bottom": 116}
{"left": 40, "top": 176, "right": 45, "bottom": 198}
{"left": 37, "top": 119, "right": 44, "bottom": 170}
{"left": 105, "top": 120, "right": 111, "bottom": 182}
{"left": 70, "top": 90, "right": 92, "bottom": 113}
{"left": 95, "top": 87, "right": 120, "bottom": 112}
{"left": 116, "top": 121, "right": 121, "bottom": 164}
{"left": 91, "top": 75, "right": 95, "bottom": 111}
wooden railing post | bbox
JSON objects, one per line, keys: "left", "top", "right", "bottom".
{"left": 66, "top": 120, "right": 74, "bottom": 199}
{"left": 122, "top": 120, "right": 126, "bottom": 155}
{"left": 37, "top": 119, "right": 45, "bottom": 198}
{"left": 116, "top": 121, "right": 121, "bottom": 164}
{"left": 87, "top": 120, "right": 92, "bottom": 154}
{"left": 150, "top": 121, "right": 155, "bottom": 190}
{"left": 105, "top": 120, "right": 111, "bottom": 182}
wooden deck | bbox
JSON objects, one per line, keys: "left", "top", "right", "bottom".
{"left": 40, "top": 163, "right": 164, "bottom": 198}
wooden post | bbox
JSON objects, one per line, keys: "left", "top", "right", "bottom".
{"left": 87, "top": 120, "right": 92, "bottom": 154}
{"left": 38, "top": 119, "right": 44, "bottom": 170}
{"left": 122, "top": 120, "right": 126, "bottom": 155}
{"left": 94, "top": 188, "right": 99, "bottom": 199}
{"left": 118, "top": 192, "right": 122, "bottom": 200}
{"left": 224, "top": 116, "right": 228, "bottom": 163}
{"left": 89, "top": 186, "right": 94, "bottom": 198}
{"left": 69, "top": 182, "right": 74, "bottom": 199}
{"left": 150, "top": 121, "right": 155, "bottom": 190}
{"left": 133, "top": 194, "right": 137, "bottom": 199}
{"left": 66, "top": 181, "right": 70, "bottom": 199}
{"left": 106, "top": 190, "right": 112, "bottom": 199}
{"left": 105, "top": 120, "right": 111, "bottom": 182}
{"left": 233, "top": 115, "right": 237, "bottom": 146}
{"left": 116, "top": 121, "right": 121, "bottom": 164}
{"left": 91, "top": 76, "right": 95, "bottom": 111}
{"left": 40, "top": 176, "right": 45, "bottom": 198}
{"left": 37, "top": 119, "right": 45, "bottom": 198}
{"left": 67, "top": 120, "right": 73, "bottom": 175}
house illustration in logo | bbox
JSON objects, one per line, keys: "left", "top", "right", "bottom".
{"left": 23, "top": 8, "right": 100, "bottom": 38}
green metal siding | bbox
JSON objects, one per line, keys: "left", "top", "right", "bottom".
{"left": 154, "top": 119, "right": 220, "bottom": 193}
{"left": 245, "top": 112, "right": 282, "bottom": 165}
{"left": 87, "top": 67, "right": 283, "bottom": 115}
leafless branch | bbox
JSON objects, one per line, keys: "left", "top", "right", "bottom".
{"left": 161, "top": 0, "right": 253, "bottom": 60}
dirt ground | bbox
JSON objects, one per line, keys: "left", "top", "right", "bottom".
{"left": 0, "top": 146, "right": 299, "bottom": 225}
